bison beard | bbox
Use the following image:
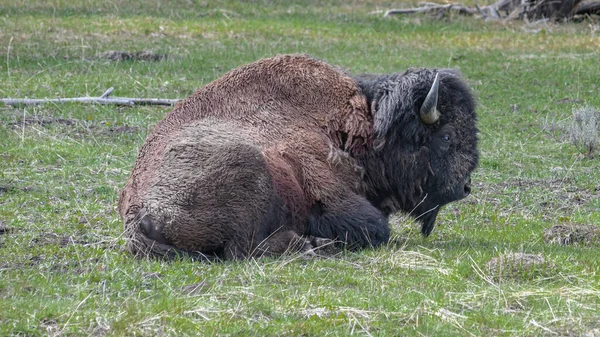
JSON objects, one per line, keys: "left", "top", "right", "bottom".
{"left": 118, "top": 54, "right": 478, "bottom": 260}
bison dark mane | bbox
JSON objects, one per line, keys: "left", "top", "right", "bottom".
{"left": 118, "top": 54, "right": 478, "bottom": 260}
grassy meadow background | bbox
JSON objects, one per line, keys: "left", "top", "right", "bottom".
{"left": 1, "top": 0, "right": 600, "bottom": 335}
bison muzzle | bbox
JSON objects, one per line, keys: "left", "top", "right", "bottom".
{"left": 118, "top": 54, "right": 478, "bottom": 260}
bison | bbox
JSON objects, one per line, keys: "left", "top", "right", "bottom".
{"left": 118, "top": 54, "right": 478, "bottom": 260}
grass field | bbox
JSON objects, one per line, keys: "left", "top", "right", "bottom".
{"left": 1, "top": 1, "right": 600, "bottom": 336}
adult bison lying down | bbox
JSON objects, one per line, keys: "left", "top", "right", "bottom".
{"left": 118, "top": 54, "right": 478, "bottom": 260}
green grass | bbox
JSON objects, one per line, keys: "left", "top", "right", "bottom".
{"left": 1, "top": 1, "right": 600, "bottom": 336}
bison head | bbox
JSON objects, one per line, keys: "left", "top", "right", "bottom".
{"left": 355, "top": 69, "right": 478, "bottom": 236}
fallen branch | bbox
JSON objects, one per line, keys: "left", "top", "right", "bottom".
{"left": 382, "top": 0, "right": 600, "bottom": 21}
{"left": 575, "top": 1, "right": 600, "bottom": 15}
{"left": 384, "top": 3, "right": 477, "bottom": 17}
{"left": 1, "top": 87, "right": 182, "bottom": 107}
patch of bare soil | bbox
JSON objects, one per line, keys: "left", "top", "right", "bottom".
{"left": 543, "top": 223, "right": 600, "bottom": 245}
{"left": 29, "top": 233, "right": 89, "bottom": 247}
{"left": 486, "top": 252, "right": 556, "bottom": 282}
{"left": 49, "top": 258, "right": 100, "bottom": 274}
{"left": 39, "top": 318, "right": 60, "bottom": 336}
{"left": 90, "top": 325, "right": 111, "bottom": 337}
{"left": 29, "top": 232, "right": 62, "bottom": 246}
{"left": 5, "top": 114, "right": 139, "bottom": 135}
{"left": 104, "top": 125, "right": 138, "bottom": 134}
{"left": 545, "top": 318, "right": 600, "bottom": 337}
{"left": 6, "top": 116, "right": 77, "bottom": 128}
{"left": 2, "top": 253, "right": 101, "bottom": 274}
{"left": 96, "top": 50, "right": 167, "bottom": 62}
{"left": 586, "top": 328, "right": 600, "bottom": 337}
{"left": 40, "top": 311, "right": 110, "bottom": 336}
{"left": 0, "top": 256, "right": 41, "bottom": 272}
{"left": 472, "top": 178, "right": 600, "bottom": 212}
{"left": 0, "top": 183, "right": 35, "bottom": 194}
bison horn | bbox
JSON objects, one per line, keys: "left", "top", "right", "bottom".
{"left": 420, "top": 73, "right": 440, "bottom": 125}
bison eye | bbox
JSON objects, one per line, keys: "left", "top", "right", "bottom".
{"left": 442, "top": 134, "right": 451, "bottom": 142}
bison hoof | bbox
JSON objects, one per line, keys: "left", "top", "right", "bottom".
{"left": 308, "top": 237, "right": 341, "bottom": 256}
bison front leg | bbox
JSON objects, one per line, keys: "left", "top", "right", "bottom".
{"left": 306, "top": 194, "right": 390, "bottom": 249}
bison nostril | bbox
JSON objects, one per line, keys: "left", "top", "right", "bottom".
{"left": 464, "top": 184, "right": 471, "bottom": 197}
{"left": 139, "top": 214, "right": 170, "bottom": 244}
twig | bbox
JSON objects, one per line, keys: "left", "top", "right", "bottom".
{"left": 475, "top": 4, "right": 488, "bottom": 19}
{"left": 100, "top": 87, "right": 114, "bottom": 98}
{"left": 1, "top": 87, "right": 181, "bottom": 107}
{"left": 6, "top": 36, "right": 13, "bottom": 79}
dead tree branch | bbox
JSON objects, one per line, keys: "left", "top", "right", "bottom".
{"left": 383, "top": 0, "right": 600, "bottom": 21}
{"left": 1, "top": 87, "right": 182, "bottom": 107}
{"left": 384, "top": 3, "right": 477, "bottom": 17}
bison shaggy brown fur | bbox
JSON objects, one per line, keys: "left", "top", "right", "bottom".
{"left": 118, "top": 54, "right": 478, "bottom": 260}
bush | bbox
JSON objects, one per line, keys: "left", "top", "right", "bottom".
{"left": 544, "top": 106, "right": 599, "bottom": 157}
{"left": 568, "top": 106, "right": 599, "bottom": 157}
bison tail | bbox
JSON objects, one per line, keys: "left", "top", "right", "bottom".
{"left": 124, "top": 208, "right": 219, "bottom": 262}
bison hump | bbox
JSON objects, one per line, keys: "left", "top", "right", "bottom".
{"left": 154, "top": 54, "right": 374, "bottom": 153}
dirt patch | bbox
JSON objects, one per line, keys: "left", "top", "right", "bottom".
{"left": 7, "top": 116, "right": 77, "bottom": 128}
{"left": 96, "top": 125, "right": 139, "bottom": 137}
{"left": 49, "top": 259, "right": 99, "bottom": 274}
{"left": 586, "top": 329, "right": 600, "bottom": 337}
{"left": 556, "top": 98, "right": 583, "bottom": 104}
{"left": 30, "top": 233, "right": 62, "bottom": 246}
{"left": 39, "top": 318, "right": 60, "bottom": 335}
{"left": 29, "top": 233, "right": 91, "bottom": 247}
{"left": 486, "top": 252, "right": 556, "bottom": 282}
{"left": 105, "top": 125, "right": 138, "bottom": 134}
{"left": 90, "top": 325, "right": 111, "bottom": 337}
{"left": 0, "top": 184, "right": 35, "bottom": 194}
{"left": 96, "top": 50, "right": 167, "bottom": 62}
{"left": 5, "top": 114, "right": 138, "bottom": 136}
{"left": 0, "top": 256, "right": 43, "bottom": 271}
{"left": 543, "top": 223, "right": 600, "bottom": 245}
{"left": 544, "top": 317, "right": 600, "bottom": 337}
{"left": 59, "top": 235, "right": 91, "bottom": 246}
{"left": 473, "top": 178, "right": 600, "bottom": 213}
{"left": 2, "top": 254, "right": 100, "bottom": 274}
